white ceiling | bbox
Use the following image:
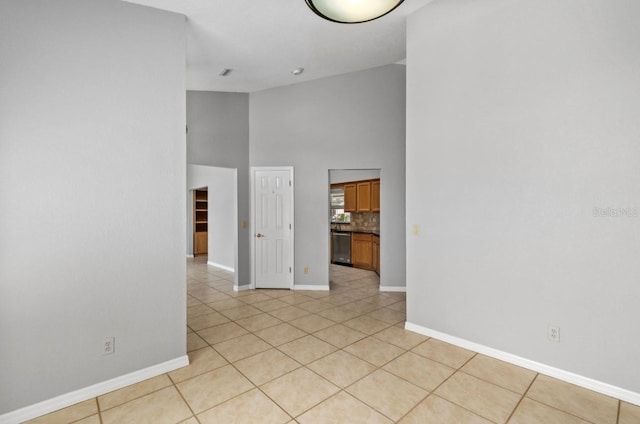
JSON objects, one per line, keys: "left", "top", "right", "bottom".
{"left": 124, "top": 0, "right": 433, "bottom": 92}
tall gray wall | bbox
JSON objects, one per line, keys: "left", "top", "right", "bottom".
{"left": 0, "top": 0, "right": 186, "bottom": 414}
{"left": 250, "top": 65, "right": 406, "bottom": 289}
{"left": 187, "top": 91, "right": 251, "bottom": 286}
{"left": 406, "top": 0, "right": 640, "bottom": 393}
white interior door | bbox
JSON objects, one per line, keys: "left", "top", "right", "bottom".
{"left": 253, "top": 168, "right": 293, "bottom": 289}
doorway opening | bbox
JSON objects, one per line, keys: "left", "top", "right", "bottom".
{"left": 328, "top": 169, "right": 380, "bottom": 290}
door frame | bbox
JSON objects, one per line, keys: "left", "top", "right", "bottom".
{"left": 250, "top": 166, "right": 295, "bottom": 289}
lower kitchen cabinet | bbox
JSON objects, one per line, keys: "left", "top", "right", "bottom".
{"left": 352, "top": 233, "right": 373, "bottom": 270}
{"left": 372, "top": 235, "right": 380, "bottom": 274}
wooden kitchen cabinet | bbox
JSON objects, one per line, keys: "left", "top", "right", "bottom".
{"left": 371, "top": 180, "right": 380, "bottom": 212}
{"left": 356, "top": 182, "right": 371, "bottom": 212}
{"left": 372, "top": 235, "right": 380, "bottom": 274}
{"left": 352, "top": 232, "right": 373, "bottom": 270}
{"left": 344, "top": 183, "right": 357, "bottom": 212}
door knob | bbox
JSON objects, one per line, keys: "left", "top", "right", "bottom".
{"left": 256, "top": 233, "right": 264, "bottom": 238}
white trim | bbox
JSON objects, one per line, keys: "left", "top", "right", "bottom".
{"left": 380, "top": 285, "right": 406, "bottom": 292}
{"left": 294, "top": 284, "right": 330, "bottom": 291}
{"left": 250, "top": 166, "right": 295, "bottom": 290}
{"left": 233, "top": 284, "right": 252, "bottom": 292}
{"left": 0, "top": 355, "right": 189, "bottom": 424}
{"left": 186, "top": 254, "right": 194, "bottom": 258}
{"left": 404, "top": 322, "right": 640, "bottom": 407}
{"left": 207, "top": 261, "right": 234, "bottom": 272}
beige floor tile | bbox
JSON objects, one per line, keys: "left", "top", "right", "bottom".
{"left": 187, "top": 303, "right": 215, "bottom": 319}
{"left": 399, "top": 395, "right": 492, "bottom": 424}
{"left": 177, "top": 418, "right": 198, "bottom": 424}
{"left": 508, "top": 398, "right": 591, "bottom": 424}
{"left": 220, "top": 304, "right": 262, "bottom": 320}
{"left": 197, "top": 388, "right": 291, "bottom": 424}
{"left": 347, "top": 369, "right": 428, "bottom": 421}
{"left": 278, "top": 335, "right": 337, "bottom": 364}
{"left": 383, "top": 351, "right": 455, "bottom": 391}
{"left": 386, "top": 300, "right": 407, "bottom": 311}
{"left": 260, "top": 367, "right": 339, "bottom": 417}
{"left": 234, "top": 348, "right": 301, "bottom": 385}
{"left": 526, "top": 375, "right": 618, "bottom": 424}
{"left": 343, "top": 336, "right": 404, "bottom": 366}
{"left": 365, "top": 308, "right": 406, "bottom": 325}
{"left": 268, "top": 305, "right": 312, "bottom": 321}
{"left": 323, "top": 293, "right": 357, "bottom": 306}
{"left": 254, "top": 323, "right": 307, "bottom": 346}
{"left": 372, "top": 326, "right": 427, "bottom": 350}
{"left": 343, "top": 315, "right": 391, "bottom": 334}
{"left": 73, "top": 415, "right": 101, "bottom": 424}
{"left": 313, "top": 324, "right": 367, "bottom": 348}
{"left": 206, "top": 298, "right": 246, "bottom": 311}
{"left": 289, "top": 314, "right": 335, "bottom": 333}
{"left": 298, "top": 391, "right": 392, "bottom": 424}
{"left": 237, "top": 292, "right": 272, "bottom": 304}
{"left": 251, "top": 298, "right": 290, "bottom": 312}
{"left": 176, "top": 365, "right": 254, "bottom": 413}
{"left": 278, "top": 293, "right": 313, "bottom": 305}
{"left": 435, "top": 372, "right": 521, "bottom": 423}
{"left": 197, "top": 321, "right": 249, "bottom": 345}
{"left": 98, "top": 374, "right": 172, "bottom": 411}
{"left": 411, "top": 338, "right": 476, "bottom": 368}
{"left": 101, "top": 386, "right": 192, "bottom": 424}
{"left": 361, "top": 294, "right": 400, "bottom": 307}
{"left": 24, "top": 399, "right": 98, "bottom": 424}
{"left": 186, "top": 332, "right": 208, "bottom": 352}
{"left": 187, "top": 311, "right": 230, "bottom": 331}
{"left": 168, "top": 346, "right": 228, "bottom": 383}
{"left": 214, "top": 333, "right": 272, "bottom": 362}
{"left": 317, "top": 305, "right": 363, "bottom": 322}
{"left": 235, "top": 312, "right": 282, "bottom": 332}
{"left": 195, "top": 292, "right": 233, "bottom": 304}
{"left": 620, "top": 401, "right": 640, "bottom": 424}
{"left": 461, "top": 355, "right": 536, "bottom": 394}
{"left": 307, "top": 350, "right": 376, "bottom": 388}
{"left": 296, "top": 299, "right": 334, "bottom": 313}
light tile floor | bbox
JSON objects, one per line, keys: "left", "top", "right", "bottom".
{"left": 26, "top": 258, "right": 640, "bottom": 423}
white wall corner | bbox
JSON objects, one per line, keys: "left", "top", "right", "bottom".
{"left": 234, "top": 284, "right": 252, "bottom": 292}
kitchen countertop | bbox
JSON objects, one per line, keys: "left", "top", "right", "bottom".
{"left": 331, "top": 229, "right": 380, "bottom": 236}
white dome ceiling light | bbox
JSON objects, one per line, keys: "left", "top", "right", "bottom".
{"left": 304, "top": 0, "right": 405, "bottom": 24}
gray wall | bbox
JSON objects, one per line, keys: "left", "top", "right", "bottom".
{"left": 406, "top": 0, "right": 640, "bottom": 393}
{"left": 250, "top": 65, "right": 406, "bottom": 288}
{"left": 330, "top": 169, "right": 381, "bottom": 184}
{"left": 0, "top": 0, "right": 186, "bottom": 414}
{"left": 187, "top": 91, "right": 251, "bottom": 286}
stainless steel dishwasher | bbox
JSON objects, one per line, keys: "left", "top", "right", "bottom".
{"left": 331, "top": 231, "right": 352, "bottom": 265}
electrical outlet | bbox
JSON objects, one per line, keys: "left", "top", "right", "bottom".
{"left": 548, "top": 326, "right": 560, "bottom": 342}
{"left": 304, "top": 266, "right": 309, "bottom": 274}
{"left": 103, "top": 337, "right": 115, "bottom": 355}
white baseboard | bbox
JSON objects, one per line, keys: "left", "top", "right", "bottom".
{"left": 186, "top": 254, "right": 194, "bottom": 258}
{"left": 234, "top": 284, "right": 251, "bottom": 292}
{"left": 0, "top": 356, "right": 189, "bottom": 424}
{"left": 405, "top": 322, "right": 640, "bottom": 407}
{"left": 294, "top": 285, "right": 330, "bottom": 291}
{"left": 380, "top": 285, "right": 406, "bottom": 292}
{"left": 207, "top": 261, "right": 234, "bottom": 272}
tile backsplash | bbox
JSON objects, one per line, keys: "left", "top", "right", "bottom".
{"left": 350, "top": 212, "right": 379, "bottom": 232}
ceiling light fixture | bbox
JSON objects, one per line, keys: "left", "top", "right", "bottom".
{"left": 218, "top": 68, "right": 232, "bottom": 77}
{"left": 304, "top": 0, "right": 405, "bottom": 24}
{"left": 292, "top": 67, "right": 304, "bottom": 75}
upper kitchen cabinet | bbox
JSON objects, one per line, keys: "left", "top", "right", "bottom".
{"left": 342, "top": 179, "right": 380, "bottom": 213}
{"left": 344, "top": 183, "right": 357, "bottom": 212}
{"left": 371, "top": 180, "right": 380, "bottom": 212}
{"left": 356, "top": 182, "right": 371, "bottom": 212}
